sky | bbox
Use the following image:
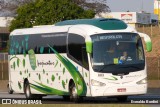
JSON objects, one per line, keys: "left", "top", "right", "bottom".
{"left": 107, "top": 0, "right": 154, "bottom": 13}
{"left": 0, "top": 0, "right": 155, "bottom": 16}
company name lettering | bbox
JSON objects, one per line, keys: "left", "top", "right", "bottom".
{"left": 37, "top": 60, "right": 54, "bottom": 67}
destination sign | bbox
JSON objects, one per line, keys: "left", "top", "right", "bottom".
{"left": 100, "top": 35, "right": 123, "bottom": 40}
{"left": 91, "top": 33, "right": 135, "bottom": 42}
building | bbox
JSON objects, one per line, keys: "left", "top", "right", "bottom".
{"left": 95, "top": 12, "right": 158, "bottom": 28}
{"left": 0, "top": 17, "right": 13, "bottom": 27}
{"left": 154, "top": 0, "right": 160, "bottom": 21}
{"left": 0, "top": 17, "right": 14, "bottom": 52}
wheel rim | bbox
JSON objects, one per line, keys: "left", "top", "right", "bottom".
{"left": 71, "top": 86, "right": 77, "bottom": 99}
{"left": 26, "top": 85, "right": 30, "bottom": 98}
{"left": 8, "top": 85, "right": 12, "bottom": 93}
{"left": 8, "top": 85, "right": 10, "bottom": 92}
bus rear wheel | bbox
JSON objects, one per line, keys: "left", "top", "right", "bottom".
{"left": 24, "top": 81, "right": 42, "bottom": 99}
{"left": 24, "top": 81, "right": 33, "bottom": 99}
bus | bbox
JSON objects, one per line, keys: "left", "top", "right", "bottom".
{"left": 8, "top": 18, "right": 152, "bottom": 102}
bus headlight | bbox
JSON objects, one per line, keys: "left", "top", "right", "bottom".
{"left": 136, "top": 78, "right": 147, "bottom": 84}
{"left": 91, "top": 79, "right": 106, "bottom": 86}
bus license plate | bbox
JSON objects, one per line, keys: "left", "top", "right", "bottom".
{"left": 117, "top": 88, "right": 126, "bottom": 92}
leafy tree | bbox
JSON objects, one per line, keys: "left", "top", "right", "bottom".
{"left": 0, "top": 0, "right": 33, "bottom": 16}
{"left": 9, "top": 0, "right": 95, "bottom": 31}
{"left": 73, "top": 0, "right": 111, "bottom": 13}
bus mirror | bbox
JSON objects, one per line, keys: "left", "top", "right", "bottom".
{"left": 86, "top": 41, "right": 92, "bottom": 53}
{"left": 138, "top": 32, "right": 152, "bottom": 52}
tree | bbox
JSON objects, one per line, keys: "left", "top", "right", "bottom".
{"left": 0, "top": 0, "right": 34, "bottom": 16}
{"left": 9, "top": 0, "right": 95, "bottom": 31}
{"left": 72, "top": 0, "right": 111, "bottom": 13}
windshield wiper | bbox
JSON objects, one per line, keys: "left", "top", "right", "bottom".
{"left": 98, "top": 64, "right": 116, "bottom": 72}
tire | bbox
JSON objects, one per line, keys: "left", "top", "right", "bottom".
{"left": 24, "top": 81, "right": 43, "bottom": 99}
{"left": 69, "top": 82, "right": 83, "bottom": 103}
{"left": 117, "top": 96, "right": 128, "bottom": 102}
{"left": 24, "top": 81, "right": 33, "bottom": 99}
{"left": 34, "top": 95, "right": 43, "bottom": 100}
{"left": 7, "top": 84, "right": 13, "bottom": 94}
{"left": 63, "top": 95, "right": 70, "bottom": 101}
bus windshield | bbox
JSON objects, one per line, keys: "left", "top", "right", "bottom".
{"left": 91, "top": 33, "right": 145, "bottom": 74}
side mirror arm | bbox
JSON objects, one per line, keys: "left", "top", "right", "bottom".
{"left": 86, "top": 38, "right": 92, "bottom": 53}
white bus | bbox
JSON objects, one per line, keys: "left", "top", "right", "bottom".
{"left": 8, "top": 18, "right": 152, "bottom": 102}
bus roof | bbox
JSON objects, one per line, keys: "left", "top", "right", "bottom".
{"left": 55, "top": 18, "right": 127, "bottom": 30}
{"left": 10, "top": 25, "right": 70, "bottom": 36}
{"left": 10, "top": 18, "right": 136, "bottom": 36}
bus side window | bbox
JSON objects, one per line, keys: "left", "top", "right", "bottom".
{"left": 68, "top": 33, "right": 87, "bottom": 67}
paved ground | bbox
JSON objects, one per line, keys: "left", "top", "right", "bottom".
{"left": 0, "top": 88, "right": 160, "bottom": 105}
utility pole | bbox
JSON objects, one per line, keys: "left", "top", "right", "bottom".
{"left": 157, "top": 0, "right": 160, "bottom": 26}
{"left": 158, "top": 0, "right": 160, "bottom": 26}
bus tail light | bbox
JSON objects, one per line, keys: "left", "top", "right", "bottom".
{"left": 91, "top": 79, "right": 106, "bottom": 86}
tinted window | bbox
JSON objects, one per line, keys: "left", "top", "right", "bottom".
{"left": 9, "top": 32, "right": 67, "bottom": 55}
{"left": 0, "top": 33, "right": 9, "bottom": 51}
{"left": 82, "top": 47, "right": 89, "bottom": 70}
{"left": 68, "top": 33, "right": 88, "bottom": 69}
{"left": 91, "top": 33, "right": 145, "bottom": 74}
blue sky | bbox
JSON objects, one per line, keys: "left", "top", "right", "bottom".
{"left": 107, "top": 0, "right": 154, "bottom": 13}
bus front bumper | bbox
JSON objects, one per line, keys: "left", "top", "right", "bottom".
{"left": 91, "top": 84, "right": 147, "bottom": 97}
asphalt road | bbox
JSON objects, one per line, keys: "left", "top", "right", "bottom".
{"left": 0, "top": 89, "right": 160, "bottom": 105}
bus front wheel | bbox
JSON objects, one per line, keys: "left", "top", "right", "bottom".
{"left": 69, "top": 82, "right": 83, "bottom": 102}
{"left": 63, "top": 95, "right": 70, "bottom": 101}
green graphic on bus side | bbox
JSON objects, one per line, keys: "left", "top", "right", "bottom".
{"left": 30, "top": 81, "right": 69, "bottom": 95}
{"left": 62, "top": 80, "right": 66, "bottom": 89}
{"left": 23, "top": 59, "right": 25, "bottom": 68}
{"left": 17, "top": 59, "right": 20, "bottom": 67}
{"left": 38, "top": 74, "right": 41, "bottom": 81}
{"left": 43, "top": 69, "right": 45, "bottom": 74}
{"left": 20, "top": 71, "right": 22, "bottom": 75}
{"left": 54, "top": 60, "right": 58, "bottom": 67}
{"left": 28, "top": 49, "right": 36, "bottom": 70}
{"left": 18, "top": 81, "right": 22, "bottom": 90}
{"left": 47, "top": 79, "right": 49, "bottom": 84}
{"left": 13, "top": 62, "right": 16, "bottom": 70}
{"left": 48, "top": 45, "right": 87, "bottom": 96}
{"left": 63, "top": 68, "right": 65, "bottom": 74}
{"left": 51, "top": 75, "right": 55, "bottom": 82}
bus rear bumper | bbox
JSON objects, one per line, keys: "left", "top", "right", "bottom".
{"left": 91, "top": 84, "right": 147, "bottom": 97}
